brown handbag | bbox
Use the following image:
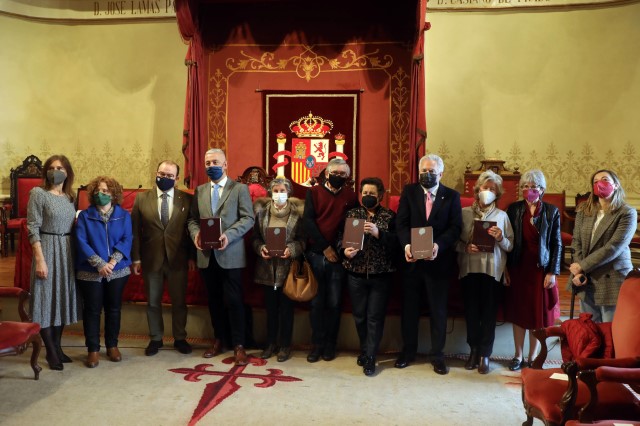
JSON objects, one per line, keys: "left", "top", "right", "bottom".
{"left": 283, "top": 257, "right": 318, "bottom": 302}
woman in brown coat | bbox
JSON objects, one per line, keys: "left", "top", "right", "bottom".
{"left": 252, "top": 178, "right": 305, "bottom": 362}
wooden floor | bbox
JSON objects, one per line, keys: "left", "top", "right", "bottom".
{"left": 0, "top": 252, "right": 578, "bottom": 318}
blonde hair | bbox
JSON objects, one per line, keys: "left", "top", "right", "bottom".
{"left": 474, "top": 170, "right": 504, "bottom": 201}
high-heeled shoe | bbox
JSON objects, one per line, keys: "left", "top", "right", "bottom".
{"left": 46, "top": 354, "right": 63, "bottom": 371}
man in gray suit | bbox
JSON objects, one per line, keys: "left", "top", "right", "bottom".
{"left": 131, "top": 160, "right": 195, "bottom": 356}
{"left": 188, "top": 148, "right": 255, "bottom": 365}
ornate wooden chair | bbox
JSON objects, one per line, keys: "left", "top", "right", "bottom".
{"left": 236, "top": 166, "right": 272, "bottom": 201}
{"left": 0, "top": 287, "right": 43, "bottom": 380}
{"left": 2, "top": 155, "right": 43, "bottom": 257}
{"left": 520, "top": 270, "right": 640, "bottom": 425}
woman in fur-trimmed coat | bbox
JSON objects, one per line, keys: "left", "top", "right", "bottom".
{"left": 251, "top": 177, "right": 305, "bottom": 362}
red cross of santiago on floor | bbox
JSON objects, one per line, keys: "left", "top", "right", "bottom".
{"left": 170, "top": 355, "right": 302, "bottom": 425}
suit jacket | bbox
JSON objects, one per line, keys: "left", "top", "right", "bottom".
{"left": 396, "top": 182, "right": 462, "bottom": 277}
{"left": 570, "top": 204, "right": 637, "bottom": 305}
{"left": 131, "top": 188, "right": 193, "bottom": 272}
{"left": 187, "top": 178, "right": 255, "bottom": 269}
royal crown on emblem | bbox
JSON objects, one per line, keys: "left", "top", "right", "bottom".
{"left": 289, "top": 112, "right": 333, "bottom": 138}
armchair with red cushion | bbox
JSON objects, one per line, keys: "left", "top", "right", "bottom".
{"left": 520, "top": 270, "right": 640, "bottom": 426}
{"left": 2, "top": 155, "right": 43, "bottom": 257}
{"left": 0, "top": 287, "right": 43, "bottom": 380}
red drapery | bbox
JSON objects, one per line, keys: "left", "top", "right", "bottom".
{"left": 176, "top": 0, "right": 207, "bottom": 188}
{"left": 408, "top": 0, "right": 429, "bottom": 183}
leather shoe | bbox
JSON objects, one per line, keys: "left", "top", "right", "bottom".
{"left": 86, "top": 351, "right": 99, "bottom": 368}
{"left": 356, "top": 352, "right": 367, "bottom": 366}
{"left": 394, "top": 353, "right": 415, "bottom": 369}
{"left": 307, "top": 346, "right": 323, "bottom": 363}
{"left": 431, "top": 358, "right": 449, "bottom": 375}
{"left": 478, "top": 356, "right": 490, "bottom": 374}
{"left": 465, "top": 348, "right": 479, "bottom": 370}
{"left": 203, "top": 339, "right": 222, "bottom": 358}
{"left": 106, "top": 347, "right": 122, "bottom": 362}
{"left": 234, "top": 345, "right": 248, "bottom": 366}
{"left": 363, "top": 356, "right": 376, "bottom": 376}
{"left": 173, "top": 340, "right": 193, "bottom": 354}
{"left": 59, "top": 352, "right": 73, "bottom": 363}
{"left": 508, "top": 357, "right": 526, "bottom": 371}
{"left": 260, "top": 343, "right": 277, "bottom": 359}
{"left": 145, "top": 340, "right": 163, "bottom": 356}
{"left": 322, "top": 345, "right": 336, "bottom": 361}
{"left": 276, "top": 347, "right": 291, "bottom": 362}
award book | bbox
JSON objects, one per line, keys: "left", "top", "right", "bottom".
{"left": 342, "top": 217, "right": 365, "bottom": 250}
{"left": 411, "top": 226, "right": 433, "bottom": 259}
{"left": 200, "top": 217, "right": 222, "bottom": 249}
{"left": 265, "top": 226, "right": 286, "bottom": 257}
{"left": 472, "top": 220, "right": 497, "bottom": 253}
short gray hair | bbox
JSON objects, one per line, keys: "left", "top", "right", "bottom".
{"left": 519, "top": 169, "right": 547, "bottom": 191}
{"left": 326, "top": 158, "right": 350, "bottom": 176}
{"left": 269, "top": 177, "right": 292, "bottom": 195}
{"left": 419, "top": 154, "right": 444, "bottom": 174}
{"left": 205, "top": 148, "right": 226, "bottom": 159}
{"left": 474, "top": 170, "right": 504, "bottom": 200}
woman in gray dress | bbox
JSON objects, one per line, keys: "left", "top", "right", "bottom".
{"left": 27, "top": 154, "right": 80, "bottom": 370}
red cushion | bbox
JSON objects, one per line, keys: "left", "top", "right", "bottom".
{"left": 248, "top": 183, "right": 268, "bottom": 202}
{"left": 6, "top": 218, "right": 25, "bottom": 230}
{"left": 522, "top": 367, "right": 640, "bottom": 423}
{"left": 612, "top": 275, "right": 640, "bottom": 358}
{"left": 560, "top": 313, "right": 603, "bottom": 362}
{"left": 388, "top": 195, "right": 400, "bottom": 213}
{"left": 561, "top": 231, "right": 573, "bottom": 246}
{"left": 0, "top": 321, "right": 41, "bottom": 348}
{"left": 597, "top": 322, "right": 615, "bottom": 359}
{"left": 460, "top": 196, "right": 474, "bottom": 208}
{"left": 0, "top": 288, "right": 24, "bottom": 297}
{"left": 16, "top": 178, "right": 41, "bottom": 218}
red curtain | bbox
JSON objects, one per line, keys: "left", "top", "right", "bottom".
{"left": 176, "top": 0, "right": 206, "bottom": 188}
{"left": 408, "top": 0, "right": 429, "bottom": 183}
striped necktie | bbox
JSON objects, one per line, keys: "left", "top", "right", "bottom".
{"left": 160, "top": 193, "right": 169, "bottom": 227}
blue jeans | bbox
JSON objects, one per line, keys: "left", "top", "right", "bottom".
{"left": 580, "top": 291, "right": 616, "bottom": 323}
{"left": 77, "top": 276, "right": 128, "bottom": 352}
{"left": 306, "top": 250, "right": 346, "bottom": 347}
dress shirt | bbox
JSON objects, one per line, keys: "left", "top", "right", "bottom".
{"left": 156, "top": 187, "right": 175, "bottom": 221}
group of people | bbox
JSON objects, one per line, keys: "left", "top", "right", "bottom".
{"left": 27, "top": 151, "right": 636, "bottom": 377}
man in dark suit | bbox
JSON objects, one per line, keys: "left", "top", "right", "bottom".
{"left": 395, "top": 154, "right": 462, "bottom": 375}
{"left": 188, "top": 148, "right": 254, "bottom": 366}
{"left": 131, "top": 160, "right": 195, "bottom": 356}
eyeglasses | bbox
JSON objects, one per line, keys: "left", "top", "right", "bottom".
{"left": 521, "top": 185, "right": 540, "bottom": 190}
{"left": 157, "top": 172, "right": 176, "bottom": 180}
{"left": 329, "top": 171, "right": 348, "bottom": 178}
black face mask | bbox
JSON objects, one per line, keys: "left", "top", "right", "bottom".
{"left": 419, "top": 172, "right": 438, "bottom": 189}
{"left": 328, "top": 174, "right": 347, "bottom": 190}
{"left": 361, "top": 195, "right": 378, "bottom": 209}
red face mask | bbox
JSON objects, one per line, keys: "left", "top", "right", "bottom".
{"left": 593, "top": 180, "right": 615, "bottom": 199}
{"left": 523, "top": 188, "right": 540, "bottom": 203}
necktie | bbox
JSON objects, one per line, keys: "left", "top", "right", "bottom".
{"left": 160, "top": 193, "right": 169, "bottom": 227}
{"left": 211, "top": 184, "right": 220, "bottom": 214}
{"left": 425, "top": 191, "right": 433, "bottom": 221}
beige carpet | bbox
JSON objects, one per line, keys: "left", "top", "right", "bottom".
{"left": 0, "top": 332, "right": 544, "bottom": 426}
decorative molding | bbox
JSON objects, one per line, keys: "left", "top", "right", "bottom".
{"left": 431, "top": 139, "right": 640, "bottom": 206}
{"left": 389, "top": 67, "right": 411, "bottom": 194}
{"left": 225, "top": 45, "right": 394, "bottom": 82}
{"left": 208, "top": 69, "right": 228, "bottom": 152}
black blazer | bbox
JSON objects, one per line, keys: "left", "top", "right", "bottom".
{"left": 396, "top": 183, "right": 462, "bottom": 276}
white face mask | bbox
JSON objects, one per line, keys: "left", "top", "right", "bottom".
{"left": 272, "top": 192, "right": 288, "bottom": 205}
{"left": 478, "top": 190, "right": 496, "bottom": 206}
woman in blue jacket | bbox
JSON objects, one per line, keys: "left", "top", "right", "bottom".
{"left": 76, "top": 176, "right": 132, "bottom": 368}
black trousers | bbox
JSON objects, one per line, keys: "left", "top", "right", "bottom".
{"left": 401, "top": 263, "right": 449, "bottom": 360}
{"left": 199, "top": 256, "right": 245, "bottom": 347}
{"left": 263, "top": 286, "right": 294, "bottom": 347}
{"left": 347, "top": 273, "right": 391, "bottom": 357}
{"left": 461, "top": 273, "right": 502, "bottom": 357}
{"left": 77, "top": 276, "right": 128, "bottom": 352}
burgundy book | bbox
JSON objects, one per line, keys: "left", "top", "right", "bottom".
{"left": 472, "top": 220, "right": 497, "bottom": 253}
{"left": 200, "top": 217, "right": 222, "bottom": 250}
{"left": 411, "top": 226, "right": 433, "bottom": 259}
{"left": 265, "top": 226, "right": 286, "bottom": 257}
{"left": 342, "top": 218, "right": 365, "bottom": 250}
